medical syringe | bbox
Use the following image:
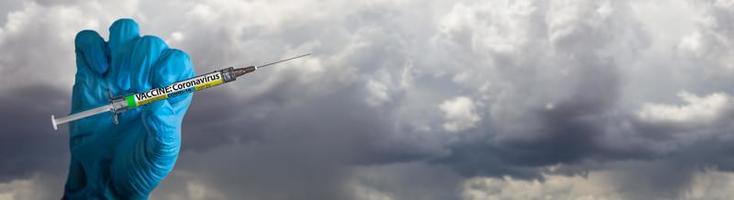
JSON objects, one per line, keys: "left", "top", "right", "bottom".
{"left": 51, "top": 54, "right": 310, "bottom": 130}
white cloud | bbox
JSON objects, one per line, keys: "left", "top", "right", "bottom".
{"left": 347, "top": 162, "right": 463, "bottom": 200}
{"left": 685, "top": 170, "right": 734, "bottom": 199}
{"left": 366, "top": 79, "right": 390, "bottom": 107}
{"left": 0, "top": 173, "right": 63, "bottom": 200}
{"left": 462, "top": 168, "right": 734, "bottom": 200}
{"left": 150, "top": 170, "right": 227, "bottom": 200}
{"left": 0, "top": 178, "right": 38, "bottom": 200}
{"left": 440, "top": 96, "right": 481, "bottom": 132}
{"left": 349, "top": 182, "right": 395, "bottom": 200}
{"left": 462, "top": 173, "right": 620, "bottom": 200}
{"left": 637, "top": 91, "right": 731, "bottom": 123}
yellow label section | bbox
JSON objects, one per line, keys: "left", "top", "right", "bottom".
{"left": 137, "top": 94, "right": 169, "bottom": 106}
{"left": 194, "top": 78, "right": 224, "bottom": 91}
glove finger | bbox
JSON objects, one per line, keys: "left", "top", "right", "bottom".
{"left": 70, "top": 30, "right": 114, "bottom": 134}
{"left": 109, "top": 100, "right": 181, "bottom": 197}
{"left": 143, "top": 50, "right": 194, "bottom": 157}
{"left": 72, "top": 30, "right": 108, "bottom": 111}
{"left": 141, "top": 100, "right": 180, "bottom": 184}
{"left": 108, "top": 100, "right": 180, "bottom": 197}
{"left": 75, "top": 30, "right": 109, "bottom": 75}
{"left": 153, "top": 49, "right": 195, "bottom": 110}
{"left": 128, "top": 49, "right": 193, "bottom": 185}
{"left": 108, "top": 18, "right": 139, "bottom": 53}
{"left": 107, "top": 18, "right": 140, "bottom": 92}
{"left": 128, "top": 36, "right": 168, "bottom": 93}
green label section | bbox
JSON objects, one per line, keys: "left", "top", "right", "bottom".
{"left": 126, "top": 95, "right": 137, "bottom": 108}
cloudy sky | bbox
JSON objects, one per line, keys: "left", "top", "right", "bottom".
{"left": 3, "top": 0, "right": 734, "bottom": 199}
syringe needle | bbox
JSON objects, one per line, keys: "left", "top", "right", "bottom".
{"left": 256, "top": 53, "right": 311, "bottom": 69}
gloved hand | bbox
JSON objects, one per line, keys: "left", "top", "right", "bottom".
{"left": 63, "top": 18, "right": 194, "bottom": 199}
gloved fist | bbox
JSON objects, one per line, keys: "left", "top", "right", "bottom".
{"left": 64, "top": 18, "right": 194, "bottom": 199}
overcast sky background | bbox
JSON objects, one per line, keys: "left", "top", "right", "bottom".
{"left": 3, "top": 0, "right": 734, "bottom": 199}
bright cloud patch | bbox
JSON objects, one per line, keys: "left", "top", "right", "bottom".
{"left": 461, "top": 168, "right": 734, "bottom": 200}
{"left": 440, "top": 96, "right": 481, "bottom": 132}
{"left": 637, "top": 91, "right": 731, "bottom": 123}
{"left": 461, "top": 174, "right": 618, "bottom": 200}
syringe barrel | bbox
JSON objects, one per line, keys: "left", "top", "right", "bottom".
{"left": 122, "top": 67, "right": 240, "bottom": 109}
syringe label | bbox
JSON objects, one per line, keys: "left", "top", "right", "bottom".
{"left": 125, "top": 71, "right": 225, "bottom": 108}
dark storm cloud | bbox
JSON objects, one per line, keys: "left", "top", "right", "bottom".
{"left": 427, "top": 0, "right": 637, "bottom": 176}
{"left": 0, "top": 85, "right": 68, "bottom": 182}
{"left": 179, "top": 89, "right": 263, "bottom": 151}
{"left": 156, "top": 84, "right": 440, "bottom": 199}
{"left": 182, "top": 83, "right": 434, "bottom": 163}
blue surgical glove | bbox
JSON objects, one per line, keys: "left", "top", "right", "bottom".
{"left": 63, "top": 18, "right": 194, "bottom": 199}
